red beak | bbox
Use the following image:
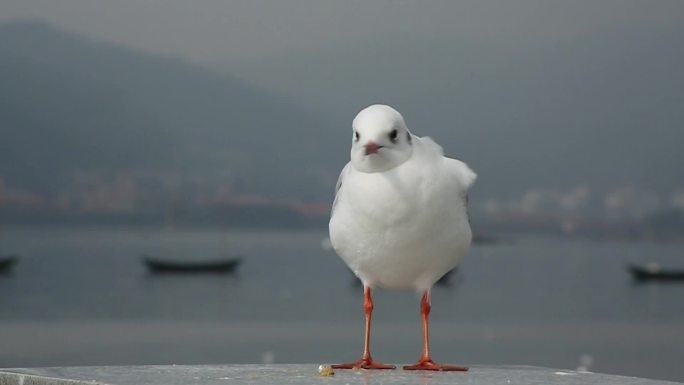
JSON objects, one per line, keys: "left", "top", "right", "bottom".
{"left": 364, "top": 142, "right": 382, "bottom": 155}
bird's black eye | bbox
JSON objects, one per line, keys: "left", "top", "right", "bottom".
{"left": 354, "top": 131, "right": 360, "bottom": 141}
{"left": 389, "top": 129, "right": 398, "bottom": 143}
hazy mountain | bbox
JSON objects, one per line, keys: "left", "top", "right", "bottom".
{"left": 224, "top": 24, "right": 684, "bottom": 203}
{"left": 0, "top": 20, "right": 341, "bottom": 202}
{"left": 2, "top": 19, "right": 683, "bottom": 218}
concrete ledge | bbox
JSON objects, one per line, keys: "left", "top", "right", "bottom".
{"left": 0, "top": 365, "right": 681, "bottom": 385}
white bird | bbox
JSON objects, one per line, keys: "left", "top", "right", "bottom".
{"left": 329, "top": 104, "right": 476, "bottom": 371}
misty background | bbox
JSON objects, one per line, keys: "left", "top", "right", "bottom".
{"left": 1, "top": 0, "right": 683, "bottom": 232}
{"left": 1, "top": 0, "right": 684, "bottom": 382}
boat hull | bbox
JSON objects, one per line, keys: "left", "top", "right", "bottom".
{"left": 0, "top": 255, "right": 18, "bottom": 273}
{"left": 628, "top": 264, "right": 684, "bottom": 281}
{"left": 142, "top": 256, "right": 242, "bottom": 274}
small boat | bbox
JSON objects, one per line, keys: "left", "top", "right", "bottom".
{"left": 472, "top": 234, "right": 501, "bottom": 245}
{"left": 142, "top": 255, "right": 242, "bottom": 274}
{"left": 628, "top": 263, "right": 684, "bottom": 281}
{"left": 0, "top": 255, "right": 18, "bottom": 273}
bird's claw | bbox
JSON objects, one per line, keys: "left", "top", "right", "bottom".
{"left": 403, "top": 359, "right": 468, "bottom": 371}
{"left": 332, "top": 358, "right": 396, "bottom": 370}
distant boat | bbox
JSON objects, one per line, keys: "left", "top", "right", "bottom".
{"left": 142, "top": 255, "right": 242, "bottom": 274}
{"left": 628, "top": 263, "right": 684, "bottom": 281}
{"left": 0, "top": 255, "right": 18, "bottom": 273}
{"left": 472, "top": 234, "right": 501, "bottom": 245}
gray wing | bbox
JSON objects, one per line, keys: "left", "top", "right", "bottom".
{"left": 331, "top": 163, "right": 350, "bottom": 215}
{"left": 443, "top": 158, "right": 476, "bottom": 223}
{"left": 465, "top": 193, "right": 471, "bottom": 224}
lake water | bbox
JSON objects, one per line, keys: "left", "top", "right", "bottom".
{"left": 1, "top": 226, "right": 683, "bottom": 382}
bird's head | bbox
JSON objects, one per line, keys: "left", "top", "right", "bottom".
{"left": 350, "top": 104, "right": 413, "bottom": 173}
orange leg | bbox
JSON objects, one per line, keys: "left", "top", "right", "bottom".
{"left": 332, "top": 286, "right": 395, "bottom": 369}
{"left": 403, "top": 290, "right": 468, "bottom": 371}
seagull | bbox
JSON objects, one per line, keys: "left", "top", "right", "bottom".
{"left": 329, "top": 104, "right": 476, "bottom": 371}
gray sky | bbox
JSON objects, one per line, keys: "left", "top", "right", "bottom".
{"left": 2, "top": 0, "right": 683, "bottom": 64}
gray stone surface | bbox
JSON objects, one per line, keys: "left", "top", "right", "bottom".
{"left": 0, "top": 365, "right": 681, "bottom": 385}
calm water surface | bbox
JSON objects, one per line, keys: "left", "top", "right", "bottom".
{"left": 0, "top": 226, "right": 682, "bottom": 381}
